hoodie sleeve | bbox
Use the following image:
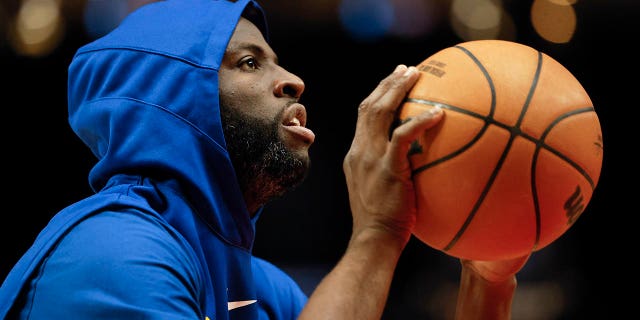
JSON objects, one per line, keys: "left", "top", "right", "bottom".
{"left": 15, "top": 209, "right": 206, "bottom": 319}
{"left": 252, "top": 257, "right": 308, "bottom": 319}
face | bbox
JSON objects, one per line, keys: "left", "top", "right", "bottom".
{"left": 218, "top": 17, "right": 315, "bottom": 213}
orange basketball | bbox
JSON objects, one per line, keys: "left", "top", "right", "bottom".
{"left": 399, "top": 40, "right": 603, "bottom": 261}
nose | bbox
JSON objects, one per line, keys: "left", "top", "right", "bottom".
{"left": 274, "top": 67, "right": 305, "bottom": 99}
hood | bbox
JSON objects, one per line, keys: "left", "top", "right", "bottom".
{"left": 67, "top": 0, "right": 268, "bottom": 249}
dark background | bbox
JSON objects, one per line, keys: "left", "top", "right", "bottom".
{"left": 1, "top": 0, "right": 636, "bottom": 318}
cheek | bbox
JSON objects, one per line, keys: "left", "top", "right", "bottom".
{"left": 219, "top": 77, "right": 280, "bottom": 120}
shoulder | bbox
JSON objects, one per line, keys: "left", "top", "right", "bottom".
{"left": 23, "top": 210, "right": 204, "bottom": 318}
{"left": 62, "top": 209, "right": 200, "bottom": 272}
{"left": 252, "top": 257, "right": 308, "bottom": 318}
{"left": 252, "top": 257, "right": 297, "bottom": 285}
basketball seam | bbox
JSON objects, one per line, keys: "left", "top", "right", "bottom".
{"left": 405, "top": 41, "right": 599, "bottom": 260}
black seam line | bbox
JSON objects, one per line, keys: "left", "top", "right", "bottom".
{"left": 531, "top": 106, "right": 597, "bottom": 248}
{"left": 408, "top": 48, "right": 597, "bottom": 254}
{"left": 443, "top": 44, "right": 501, "bottom": 252}
{"left": 535, "top": 107, "right": 597, "bottom": 190}
{"left": 407, "top": 98, "right": 597, "bottom": 190}
{"left": 529, "top": 52, "right": 545, "bottom": 248}
{"left": 407, "top": 44, "right": 497, "bottom": 176}
{"left": 405, "top": 99, "right": 490, "bottom": 174}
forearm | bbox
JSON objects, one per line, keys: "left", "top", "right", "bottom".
{"left": 454, "top": 263, "right": 517, "bottom": 320}
{"left": 298, "top": 229, "right": 406, "bottom": 320}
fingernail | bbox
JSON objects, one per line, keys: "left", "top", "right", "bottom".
{"left": 430, "top": 105, "right": 442, "bottom": 115}
{"left": 404, "top": 66, "right": 417, "bottom": 76}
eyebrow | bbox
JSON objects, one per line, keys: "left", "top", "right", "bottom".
{"left": 226, "top": 42, "right": 279, "bottom": 64}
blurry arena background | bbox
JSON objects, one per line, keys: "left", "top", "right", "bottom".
{"left": 1, "top": 0, "right": 636, "bottom": 318}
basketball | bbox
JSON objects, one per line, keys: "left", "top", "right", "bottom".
{"left": 398, "top": 40, "right": 603, "bottom": 261}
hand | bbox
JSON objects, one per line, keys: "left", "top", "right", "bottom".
{"left": 343, "top": 64, "right": 444, "bottom": 246}
{"left": 454, "top": 254, "right": 530, "bottom": 320}
{"left": 299, "top": 65, "right": 443, "bottom": 320}
{"left": 461, "top": 254, "right": 531, "bottom": 283}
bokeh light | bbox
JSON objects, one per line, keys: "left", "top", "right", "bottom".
{"left": 548, "top": 0, "right": 577, "bottom": 5}
{"left": 0, "top": 0, "right": 587, "bottom": 57}
{"left": 390, "top": 0, "right": 443, "bottom": 39}
{"left": 530, "top": 0, "right": 576, "bottom": 44}
{"left": 0, "top": 0, "right": 635, "bottom": 318}
{"left": 338, "top": 0, "right": 395, "bottom": 41}
{"left": 450, "top": 0, "right": 516, "bottom": 41}
{"left": 83, "top": 0, "right": 129, "bottom": 39}
{"left": 83, "top": 0, "right": 158, "bottom": 39}
{"left": 0, "top": 5, "right": 8, "bottom": 49}
{"left": 10, "top": 0, "right": 64, "bottom": 57}
{"left": 338, "top": 0, "right": 444, "bottom": 41}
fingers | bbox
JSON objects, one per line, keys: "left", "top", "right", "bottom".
{"left": 388, "top": 106, "right": 443, "bottom": 171}
{"left": 461, "top": 253, "right": 531, "bottom": 283}
{"left": 354, "top": 65, "right": 421, "bottom": 147}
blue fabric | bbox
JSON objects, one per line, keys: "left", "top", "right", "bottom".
{"left": 0, "top": 0, "right": 308, "bottom": 319}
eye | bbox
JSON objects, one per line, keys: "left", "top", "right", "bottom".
{"left": 239, "top": 56, "right": 259, "bottom": 71}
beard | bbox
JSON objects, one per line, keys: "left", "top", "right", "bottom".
{"left": 220, "top": 104, "right": 310, "bottom": 208}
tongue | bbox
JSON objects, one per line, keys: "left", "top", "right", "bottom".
{"left": 285, "top": 125, "right": 316, "bottom": 143}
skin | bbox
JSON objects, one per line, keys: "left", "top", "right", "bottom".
{"left": 218, "top": 18, "right": 313, "bottom": 214}
{"left": 455, "top": 256, "right": 530, "bottom": 320}
{"left": 220, "top": 17, "right": 528, "bottom": 319}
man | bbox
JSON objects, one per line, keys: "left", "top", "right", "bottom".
{"left": 0, "top": 0, "right": 528, "bottom": 319}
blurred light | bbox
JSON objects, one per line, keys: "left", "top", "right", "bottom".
{"left": 0, "top": 5, "right": 8, "bottom": 49}
{"left": 427, "top": 280, "right": 566, "bottom": 318}
{"left": 389, "top": 0, "right": 442, "bottom": 39}
{"left": 512, "top": 281, "right": 565, "bottom": 319}
{"left": 548, "top": 0, "right": 577, "bottom": 5}
{"left": 258, "top": 0, "right": 339, "bottom": 26}
{"left": 127, "top": 0, "right": 160, "bottom": 12}
{"left": 450, "top": 0, "right": 515, "bottom": 41}
{"left": 83, "top": 0, "right": 129, "bottom": 39}
{"left": 338, "top": 0, "right": 394, "bottom": 41}
{"left": 11, "top": 0, "right": 64, "bottom": 57}
{"left": 531, "top": 0, "right": 576, "bottom": 44}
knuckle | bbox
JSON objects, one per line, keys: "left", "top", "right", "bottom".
{"left": 358, "top": 100, "right": 370, "bottom": 111}
{"left": 389, "top": 124, "right": 412, "bottom": 143}
{"left": 344, "top": 149, "right": 358, "bottom": 165}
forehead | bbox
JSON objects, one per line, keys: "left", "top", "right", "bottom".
{"left": 227, "top": 17, "right": 270, "bottom": 52}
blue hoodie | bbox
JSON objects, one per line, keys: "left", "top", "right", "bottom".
{"left": 0, "top": 0, "right": 308, "bottom": 319}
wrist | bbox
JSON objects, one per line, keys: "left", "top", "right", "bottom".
{"left": 347, "top": 227, "right": 409, "bottom": 263}
{"left": 455, "top": 262, "right": 517, "bottom": 320}
{"left": 462, "top": 260, "right": 518, "bottom": 287}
